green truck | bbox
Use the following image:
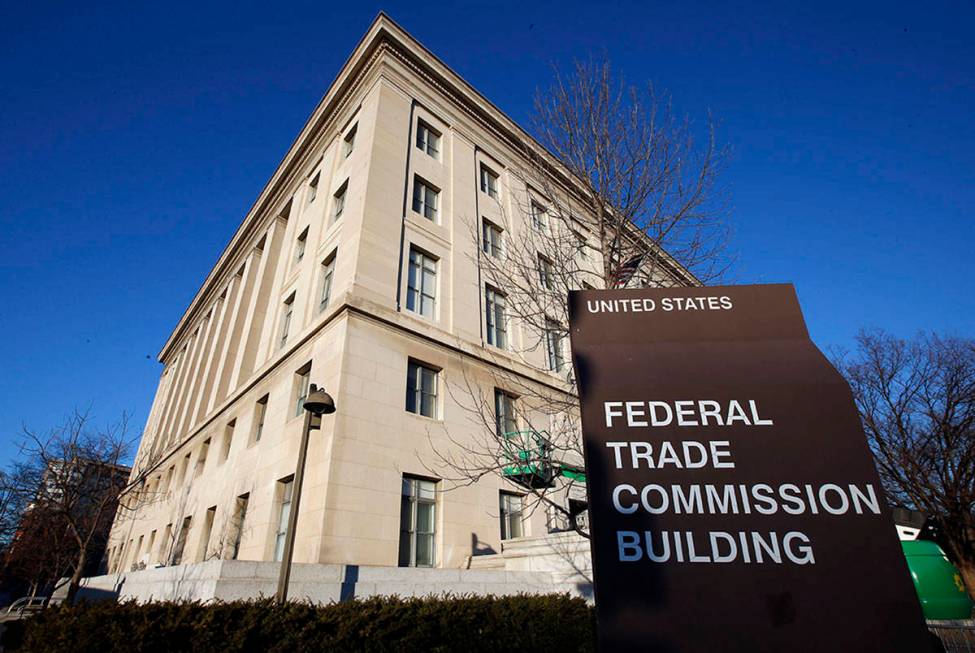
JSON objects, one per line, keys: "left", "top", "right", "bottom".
{"left": 901, "top": 539, "right": 973, "bottom": 620}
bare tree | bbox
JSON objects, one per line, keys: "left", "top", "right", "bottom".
{"left": 836, "top": 330, "right": 975, "bottom": 597}
{"left": 0, "top": 469, "right": 27, "bottom": 552}
{"left": 528, "top": 57, "right": 730, "bottom": 286}
{"left": 431, "top": 59, "right": 730, "bottom": 540}
{"left": 3, "top": 411, "right": 147, "bottom": 602}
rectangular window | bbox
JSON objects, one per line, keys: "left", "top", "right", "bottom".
{"left": 485, "top": 286, "right": 507, "bottom": 349}
{"left": 279, "top": 293, "right": 295, "bottom": 349}
{"left": 500, "top": 492, "right": 524, "bottom": 540}
{"left": 495, "top": 389, "right": 517, "bottom": 436}
{"left": 196, "top": 438, "right": 210, "bottom": 476}
{"left": 538, "top": 255, "right": 554, "bottom": 290}
{"left": 200, "top": 506, "right": 216, "bottom": 561}
{"left": 545, "top": 319, "right": 565, "bottom": 372}
{"left": 294, "top": 367, "right": 311, "bottom": 417}
{"left": 273, "top": 477, "right": 295, "bottom": 562}
{"left": 333, "top": 181, "right": 348, "bottom": 220}
{"left": 482, "top": 220, "right": 503, "bottom": 258}
{"left": 295, "top": 228, "right": 308, "bottom": 264}
{"left": 230, "top": 493, "right": 249, "bottom": 560}
{"left": 147, "top": 530, "right": 157, "bottom": 565}
{"left": 411, "top": 177, "right": 439, "bottom": 221}
{"left": 406, "top": 248, "right": 437, "bottom": 319}
{"left": 161, "top": 523, "right": 172, "bottom": 564}
{"left": 574, "top": 232, "right": 589, "bottom": 260}
{"left": 416, "top": 120, "right": 441, "bottom": 158}
{"left": 398, "top": 476, "right": 437, "bottom": 568}
{"left": 178, "top": 453, "right": 191, "bottom": 487}
{"left": 343, "top": 124, "right": 357, "bottom": 158}
{"left": 252, "top": 396, "right": 268, "bottom": 442}
{"left": 134, "top": 535, "right": 144, "bottom": 569}
{"left": 319, "top": 252, "right": 336, "bottom": 312}
{"left": 406, "top": 360, "right": 438, "bottom": 418}
{"left": 221, "top": 419, "right": 235, "bottom": 461}
{"left": 172, "top": 516, "right": 192, "bottom": 565}
{"left": 480, "top": 164, "right": 499, "bottom": 199}
{"left": 531, "top": 201, "right": 547, "bottom": 231}
{"left": 308, "top": 172, "right": 320, "bottom": 203}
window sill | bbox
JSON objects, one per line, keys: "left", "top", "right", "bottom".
{"left": 405, "top": 410, "right": 442, "bottom": 423}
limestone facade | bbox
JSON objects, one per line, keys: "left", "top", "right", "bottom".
{"left": 105, "top": 13, "right": 682, "bottom": 580}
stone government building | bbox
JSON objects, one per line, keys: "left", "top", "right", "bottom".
{"left": 90, "top": 13, "right": 683, "bottom": 602}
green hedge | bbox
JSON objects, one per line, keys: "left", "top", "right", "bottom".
{"left": 2, "top": 594, "right": 595, "bottom": 652}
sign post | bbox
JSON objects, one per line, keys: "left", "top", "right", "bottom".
{"left": 568, "top": 284, "right": 934, "bottom": 652}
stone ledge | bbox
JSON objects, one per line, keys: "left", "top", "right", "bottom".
{"left": 75, "top": 561, "right": 563, "bottom": 604}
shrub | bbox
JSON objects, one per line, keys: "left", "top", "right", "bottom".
{"left": 1, "top": 593, "right": 595, "bottom": 652}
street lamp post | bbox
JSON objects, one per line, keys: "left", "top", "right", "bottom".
{"left": 275, "top": 383, "right": 335, "bottom": 605}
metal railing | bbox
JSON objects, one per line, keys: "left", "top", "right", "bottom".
{"left": 930, "top": 621, "right": 975, "bottom": 652}
{"left": 0, "top": 596, "right": 49, "bottom": 623}
{"left": 500, "top": 430, "right": 555, "bottom": 488}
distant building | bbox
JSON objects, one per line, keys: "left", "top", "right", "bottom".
{"left": 2, "top": 458, "right": 129, "bottom": 600}
{"left": 102, "top": 14, "right": 683, "bottom": 599}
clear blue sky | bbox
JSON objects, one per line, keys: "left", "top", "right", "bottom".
{"left": 1, "top": 1, "right": 973, "bottom": 467}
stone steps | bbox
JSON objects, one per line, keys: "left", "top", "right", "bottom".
{"left": 466, "top": 532, "right": 594, "bottom": 601}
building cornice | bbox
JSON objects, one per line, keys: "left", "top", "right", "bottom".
{"left": 159, "top": 16, "right": 392, "bottom": 361}
{"left": 133, "top": 293, "right": 577, "bottom": 484}
{"left": 159, "top": 12, "right": 696, "bottom": 362}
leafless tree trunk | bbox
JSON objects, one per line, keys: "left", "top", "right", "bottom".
{"left": 836, "top": 330, "right": 975, "bottom": 598}
{"left": 430, "top": 59, "right": 731, "bottom": 541}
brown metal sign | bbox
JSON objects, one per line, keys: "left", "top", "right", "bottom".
{"left": 568, "top": 284, "right": 933, "bottom": 652}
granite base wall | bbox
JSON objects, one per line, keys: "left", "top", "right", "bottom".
{"left": 70, "top": 560, "right": 562, "bottom": 604}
